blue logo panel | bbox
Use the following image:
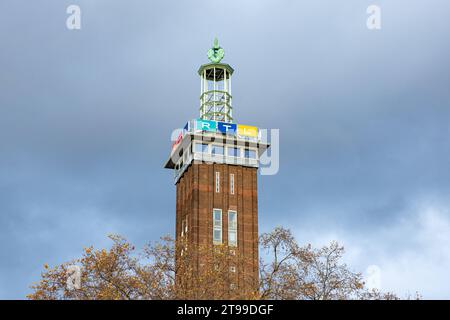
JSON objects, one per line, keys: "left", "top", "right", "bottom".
{"left": 217, "top": 122, "right": 237, "bottom": 135}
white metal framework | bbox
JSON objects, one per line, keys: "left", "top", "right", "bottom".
{"left": 199, "top": 64, "right": 234, "bottom": 123}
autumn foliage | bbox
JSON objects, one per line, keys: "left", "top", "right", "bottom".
{"left": 28, "top": 227, "right": 404, "bottom": 300}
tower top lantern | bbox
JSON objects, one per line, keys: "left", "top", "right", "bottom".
{"left": 198, "top": 38, "right": 234, "bottom": 123}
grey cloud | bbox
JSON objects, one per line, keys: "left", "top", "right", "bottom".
{"left": 1, "top": 0, "right": 449, "bottom": 298}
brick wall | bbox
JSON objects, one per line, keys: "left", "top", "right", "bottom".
{"left": 176, "top": 163, "right": 259, "bottom": 292}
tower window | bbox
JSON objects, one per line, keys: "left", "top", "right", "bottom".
{"left": 181, "top": 220, "right": 185, "bottom": 237}
{"left": 215, "top": 171, "right": 220, "bottom": 193}
{"left": 227, "top": 147, "right": 240, "bottom": 157}
{"left": 195, "top": 143, "right": 209, "bottom": 153}
{"left": 228, "top": 210, "right": 237, "bottom": 247}
{"left": 230, "top": 174, "right": 235, "bottom": 195}
{"left": 244, "top": 149, "right": 257, "bottom": 159}
{"left": 211, "top": 145, "right": 224, "bottom": 156}
{"left": 213, "top": 209, "right": 222, "bottom": 245}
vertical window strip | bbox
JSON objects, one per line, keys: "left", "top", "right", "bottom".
{"left": 230, "top": 174, "right": 235, "bottom": 195}
{"left": 181, "top": 220, "right": 185, "bottom": 237}
{"left": 215, "top": 171, "right": 220, "bottom": 193}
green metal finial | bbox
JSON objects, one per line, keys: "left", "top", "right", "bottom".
{"left": 207, "top": 37, "right": 225, "bottom": 63}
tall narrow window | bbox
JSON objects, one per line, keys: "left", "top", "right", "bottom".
{"left": 215, "top": 171, "right": 220, "bottom": 193}
{"left": 228, "top": 210, "right": 237, "bottom": 247}
{"left": 181, "top": 216, "right": 188, "bottom": 237}
{"left": 181, "top": 220, "right": 185, "bottom": 237}
{"left": 213, "top": 209, "right": 222, "bottom": 245}
{"left": 230, "top": 174, "right": 235, "bottom": 195}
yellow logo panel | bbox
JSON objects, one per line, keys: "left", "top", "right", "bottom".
{"left": 237, "top": 124, "right": 258, "bottom": 138}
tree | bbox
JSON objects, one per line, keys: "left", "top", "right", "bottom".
{"left": 258, "top": 227, "right": 398, "bottom": 300}
{"left": 28, "top": 235, "right": 170, "bottom": 300}
{"left": 28, "top": 228, "right": 403, "bottom": 300}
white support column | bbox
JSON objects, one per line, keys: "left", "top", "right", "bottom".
{"left": 203, "top": 69, "right": 207, "bottom": 119}
{"left": 229, "top": 74, "right": 232, "bottom": 121}
{"left": 200, "top": 74, "right": 203, "bottom": 118}
{"left": 213, "top": 67, "right": 216, "bottom": 121}
{"left": 224, "top": 69, "right": 228, "bottom": 122}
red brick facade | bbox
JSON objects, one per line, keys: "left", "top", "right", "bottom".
{"left": 176, "top": 162, "right": 259, "bottom": 291}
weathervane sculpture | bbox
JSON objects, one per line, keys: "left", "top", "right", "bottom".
{"left": 207, "top": 37, "right": 225, "bottom": 63}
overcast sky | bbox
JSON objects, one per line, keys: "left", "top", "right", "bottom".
{"left": 1, "top": 0, "right": 449, "bottom": 299}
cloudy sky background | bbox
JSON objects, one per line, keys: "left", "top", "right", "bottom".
{"left": 1, "top": 0, "right": 449, "bottom": 299}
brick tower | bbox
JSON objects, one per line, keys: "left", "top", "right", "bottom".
{"left": 164, "top": 39, "right": 270, "bottom": 295}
